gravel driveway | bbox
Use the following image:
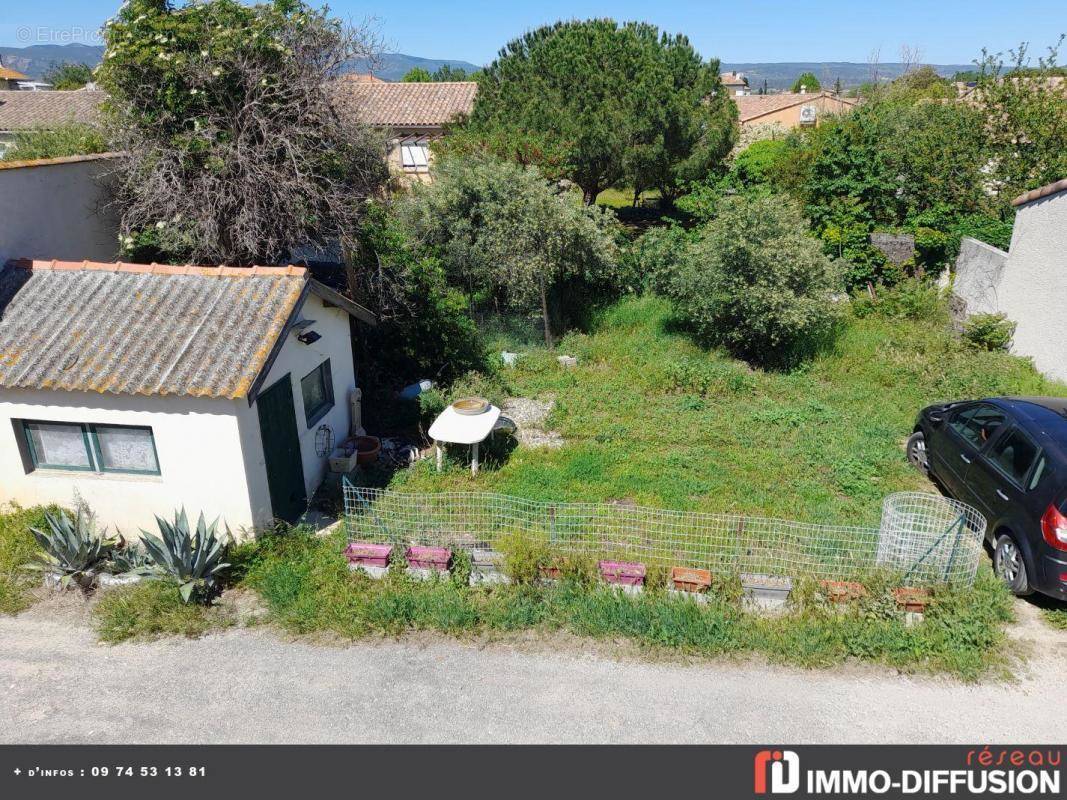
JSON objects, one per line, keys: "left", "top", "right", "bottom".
{"left": 1, "top": 599, "right": 1065, "bottom": 744}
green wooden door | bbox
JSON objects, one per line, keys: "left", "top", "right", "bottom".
{"left": 256, "top": 375, "right": 307, "bottom": 523}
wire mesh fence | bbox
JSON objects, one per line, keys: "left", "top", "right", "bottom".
{"left": 342, "top": 481, "right": 987, "bottom": 586}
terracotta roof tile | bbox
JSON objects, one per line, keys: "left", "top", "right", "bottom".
{"left": 733, "top": 91, "right": 856, "bottom": 122}
{"left": 1012, "top": 178, "right": 1067, "bottom": 207}
{"left": 0, "top": 89, "right": 105, "bottom": 131}
{"left": 331, "top": 79, "right": 477, "bottom": 128}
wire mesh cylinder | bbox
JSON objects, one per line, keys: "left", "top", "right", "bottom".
{"left": 876, "top": 492, "right": 986, "bottom": 585}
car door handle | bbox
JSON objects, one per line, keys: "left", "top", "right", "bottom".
{"left": 960, "top": 454, "right": 972, "bottom": 464}
{"left": 996, "top": 489, "right": 1009, "bottom": 501}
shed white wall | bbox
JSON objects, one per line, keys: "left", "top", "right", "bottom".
{"left": 0, "top": 389, "right": 256, "bottom": 537}
{"left": 234, "top": 292, "right": 356, "bottom": 526}
{"left": 997, "top": 191, "right": 1067, "bottom": 382}
{"left": 0, "top": 156, "right": 120, "bottom": 264}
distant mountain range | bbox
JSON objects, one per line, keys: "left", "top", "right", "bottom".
{"left": 0, "top": 43, "right": 973, "bottom": 89}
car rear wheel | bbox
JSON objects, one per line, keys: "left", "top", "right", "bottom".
{"left": 906, "top": 431, "right": 929, "bottom": 475}
{"left": 994, "top": 534, "right": 1032, "bottom": 596}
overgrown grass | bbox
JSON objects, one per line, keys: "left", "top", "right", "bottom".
{"left": 239, "top": 529, "right": 1014, "bottom": 680}
{"left": 392, "top": 295, "right": 1066, "bottom": 528}
{"left": 0, "top": 505, "right": 52, "bottom": 613}
{"left": 1043, "top": 607, "right": 1067, "bottom": 630}
{"left": 93, "top": 580, "right": 234, "bottom": 644}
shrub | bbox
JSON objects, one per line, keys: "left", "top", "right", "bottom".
{"left": 622, "top": 225, "right": 693, "bottom": 295}
{"left": 963, "top": 313, "right": 1016, "bottom": 352}
{"left": 851, "top": 279, "right": 947, "bottom": 323}
{"left": 139, "top": 509, "right": 232, "bottom": 603}
{"left": 2, "top": 123, "right": 109, "bottom": 162}
{"left": 1, "top": 505, "right": 57, "bottom": 613}
{"left": 26, "top": 509, "right": 115, "bottom": 589}
{"left": 665, "top": 194, "right": 844, "bottom": 368}
{"left": 496, "top": 532, "right": 551, "bottom": 584}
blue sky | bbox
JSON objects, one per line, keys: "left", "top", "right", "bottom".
{"left": 2, "top": 1, "right": 1065, "bottom": 65}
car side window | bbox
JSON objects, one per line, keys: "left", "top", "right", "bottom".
{"left": 987, "top": 428, "right": 1039, "bottom": 486}
{"left": 948, "top": 404, "right": 1006, "bottom": 450}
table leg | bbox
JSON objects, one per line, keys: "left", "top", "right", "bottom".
{"left": 436, "top": 443, "right": 443, "bottom": 472}
{"left": 471, "top": 442, "right": 479, "bottom": 476}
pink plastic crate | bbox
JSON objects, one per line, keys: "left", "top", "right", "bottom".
{"left": 599, "top": 560, "right": 646, "bottom": 587}
{"left": 407, "top": 545, "right": 451, "bottom": 571}
{"left": 345, "top": 543, "right": 393, "bottom": 569}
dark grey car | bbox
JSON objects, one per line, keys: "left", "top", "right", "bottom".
{"left": 907, "top": 397, "right": 1067, "bottom": 600}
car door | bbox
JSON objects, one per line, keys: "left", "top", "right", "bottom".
{"left": 967, "top": 425, "right": 1041, "bottom": 526}
{"left": 938, "top": 403, "right": 1008, "bottom": 504}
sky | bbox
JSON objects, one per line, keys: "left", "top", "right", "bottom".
{"left": 2, "top": 1, "right": 1066, "bottom": 66}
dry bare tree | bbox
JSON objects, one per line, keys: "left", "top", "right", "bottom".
{"left": 99, "top": 0, "right": 388, "bottom": 266}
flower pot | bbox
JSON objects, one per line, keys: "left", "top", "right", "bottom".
{"left": 599, "top": 560, "right": 646, "bottom": 587}
{"left": 354, "top": 436, "right": 381, "bottom": 465}
{"left": 345, "top": 542, "right": 393, "bottom": 569}
{"left": 97, "top": 572, "right": 144, "bottom": 589}
{"left": 671, "top": 566, "right": 712, "bottom": 594}
{"left": 820, "top": 580, "right": 867, "bottom": 604}
{"left": 893, "top": 586, "right": 931, "bottom": 613}
{"left": 741, "top": 573, "right": 793, "bottom": 609}
{"left": 406, "top": 545, "right": 451, "bottom": 571}
{"left": 539, "top": 565, "right": 562, "bottom": 582}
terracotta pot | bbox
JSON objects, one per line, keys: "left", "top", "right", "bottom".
{"left": 893, "top": 586, "right": 931, "bottom": 613}
{"left": 820, "top": 580, "right": 867, "bottom": 604}
{"left": 538, "top": 565, "right": 562, "bottom": 581}
{"left": 354, "top": 435, "right": 381, "bottom": 465}
{"left": 671, "top": 566, "right": 712, "bottom": 594}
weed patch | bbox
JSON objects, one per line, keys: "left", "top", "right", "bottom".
{"left": 93, "top": 580, "right": 235, "bottom": 644}
{"left": 0, "top": 505, "right": 55, "bottom": 614}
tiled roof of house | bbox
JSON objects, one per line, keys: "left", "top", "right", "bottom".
{"left": 331, "top": 79, "right": 477, "bottom": 128}
{"left": 1012, "top": 178, "right": 1067, "bottom": 207}
{"left": 0, "top": 66, "right": 30, "bottom": 81}
{"left": 0, "top": 90, "right": 105, "bottom": 131}
{"left": 0, "top": 260, "right": 372, "bottom": 400}
{"left": 721, "top": 72, "right": 748, "bottom": 86}
{"left": 733, "top": 91, "right": 856, "bottom": 122}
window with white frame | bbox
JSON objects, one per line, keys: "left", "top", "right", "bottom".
{"left": 400, "top": 139, "right": 430, "bottom": 171}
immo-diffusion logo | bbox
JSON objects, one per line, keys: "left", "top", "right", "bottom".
{"left": 754, "top": 750, "right": 801, "bottom": 794}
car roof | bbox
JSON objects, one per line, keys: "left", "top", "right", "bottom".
{"left": 988, "top": 397, "right": 1067, "bottom": 461}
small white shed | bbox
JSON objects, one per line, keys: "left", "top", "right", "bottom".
{"left": 0, "top": 259, "right": 375, "bottom": 537}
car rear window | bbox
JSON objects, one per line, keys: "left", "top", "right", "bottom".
{"left": 988, "top": 428, "right": 1039, "bottom": 485}
{"left": 949, "top": 404, "right": 1006, "bottom": 449}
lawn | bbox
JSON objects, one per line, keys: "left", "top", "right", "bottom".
{"left": 389, "top": 294, "right": 1066, "bottom": 529}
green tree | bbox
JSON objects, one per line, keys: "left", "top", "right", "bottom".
{"left": 401, "top": 155, "right": 620, "bottom": 345}
{"left": 973, "top": 37, "right": 1067, "bottom": 207}
{"left": 1, "top": 123, "right": 108, "bottom": 161}
{"left": 432, "top": 64, "right": 470, "bottom": 81}
{"left": 97, "top": 0, "right": 387, "bottom": 266}
{"left": 42, "top": 62, "right": 94, "bottom": 90}
{"left": 402, "top": 66, "right": 432, "bottom": 82}
{"left": 462, "top": 19, "right": 736, "bottom": 204}
{"left": 663, "top": 194, "right": 843, "bottom": 367}
{"left": 791, "top": 72, "right": 821, "bottom": 92}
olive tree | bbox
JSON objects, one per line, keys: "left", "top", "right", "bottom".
{"left": 402, "top": 156, "right": 619, "bottom": 346}
{"left": 98, "top": 0, "right": 388, "bottom": 266}
{"left": 664, "top": 194, "right": 843, "bottom": 367}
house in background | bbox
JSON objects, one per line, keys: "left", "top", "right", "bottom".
{"left": 0, "top": 260, "right": 375, "bottom": 536}
{"left": 953, "top": 178, "right": 1067, "bottom": 383}
{"left": 720, "top": 71, "right": 749, "bottom": 96}
{"left": 0, "top": 89, "right": 105, "bottom": 157}
{"left": 332, "top": 76, "right": 477, "bottom": 183}
{"left": 0, "top": 56, "right": 30, "bottom": 91}
{"left": 733, "top": 90, "right": 857, "bottom": 131}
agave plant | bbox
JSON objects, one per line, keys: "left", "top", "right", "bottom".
{"left": 25, "top": 509, "right": 115, "bottom": 589}
{"left": 103, "top": 538, "right": 151, "bottom": 575}
{"left": 139, "top": 509, "right": 232, "bottom": 603}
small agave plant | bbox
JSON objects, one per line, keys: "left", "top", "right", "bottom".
{"left": 26, "top": 509, "right": 115, "bottom": 590}
{"left": 139, "top": 509, "right": 232, "bottom": 604}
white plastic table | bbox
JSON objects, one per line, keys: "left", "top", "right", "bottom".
{"left": 428, "top": 404, "right": 502, "bottom": 475}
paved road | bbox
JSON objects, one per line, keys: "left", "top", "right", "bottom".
{"left": 1, "top": 603, "right": 1065, "bottom": 744}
